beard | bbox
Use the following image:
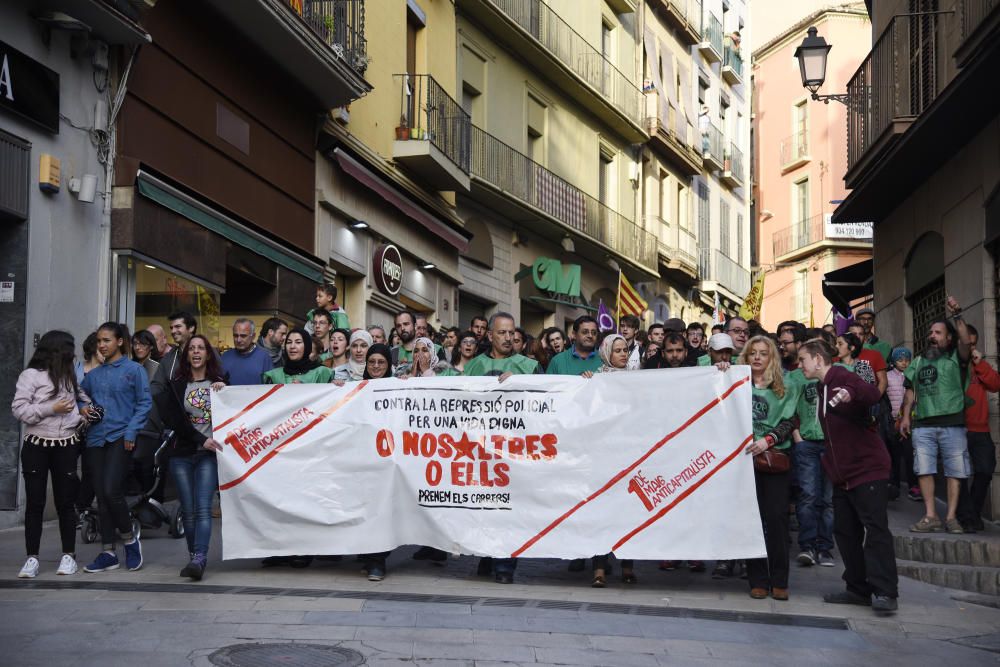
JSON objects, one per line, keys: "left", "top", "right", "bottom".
{"left": 399, "top": 329, "right": 414, "bottom": 343}
{"left": 924, "top": 345, "right": 943, "bottom": 361}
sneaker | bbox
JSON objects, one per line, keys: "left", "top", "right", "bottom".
{"left": 907, "top": 486, "right": 923, "bottom": 502}
{"left": 711, "top": 561, "right": 733, "bottom": 579}
{"left": 367, "top": 565, "right": 385, "bottom": 582}
{"left": 817, "top": 550, "right": 835, "bottom": 567}
{"left": 796, "top": 550, "right": 816, "bottom": 566}
{"left": 872, "top": 595, "right": 898, "bottom": 613}
{"left": 910, "top": 516, "right": 942, "bottom": 533}
{"left": 181, "top": 553, "right": 206, "bottom": 581}
{"left": 823, "top": 590, "right": 871, "bottom": 606}
{"left": 84, "top": 551, "right": 120, "bottom": 573}
{"left": 18, "top": 556, "right": 39, "bottom": 579}
{"left": 944, "top": 518, "right": 964, "bottom": 535}
{"left": 124, "top": 538, "right": 143, "bottom": 571}
{"left": 658, "top": 560, "right": 677, "bottom": 571}
{"left": 56, "top": 554, "right": 78, "bottom": 576}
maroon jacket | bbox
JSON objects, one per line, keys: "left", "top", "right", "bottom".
{"left": 818, "top": 364, "right": 890, "bottom": 489}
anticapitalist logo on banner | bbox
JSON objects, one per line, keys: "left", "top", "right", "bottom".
{"left": 211, "top": 370, "right": 765, "bottom": 561}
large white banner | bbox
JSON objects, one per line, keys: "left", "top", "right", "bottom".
{"left": 212, "top": 368, "right": 765, "bottom": 560}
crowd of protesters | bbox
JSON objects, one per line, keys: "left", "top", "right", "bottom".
{"left": 12, "top": 280, "right": 997, "bottom": 615}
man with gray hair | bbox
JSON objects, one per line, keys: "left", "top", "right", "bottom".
{"left": 221, "top": 318, "right": 273, "bottom": 385}
{"left": 367, "top": 325, "right": 387, "bottom": 346}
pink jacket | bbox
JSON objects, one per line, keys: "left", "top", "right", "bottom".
{"left": 886, "top": 368, "right": 906, "bottom": 418}
{"left": 11, "top": 369, "right": 89, "bottom": 440}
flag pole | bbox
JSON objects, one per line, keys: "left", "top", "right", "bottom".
{"left": 615, "top": 269, "right": 622, "bottom": 333}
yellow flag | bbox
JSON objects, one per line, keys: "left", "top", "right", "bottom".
{"left": 617, "top": 272, "right": 648, "bottom": 317}
{"left": 810, "top": 299, "right": 815, "bottom": 327}
{"left": 738, "top": 271, "right": 766, "bottom": 322}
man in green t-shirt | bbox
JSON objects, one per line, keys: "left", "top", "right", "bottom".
{"left": 787, "top": 368, "right": 834, "bottom": 568}
{"left": 464, "top": 312, "right": 541, "bottom": 584}
{"left": 900, "top": 297, "right": 972, "bottom": 534}
{"left": 546, "top": 316, "right": 601, "bottom": 376}
{"left": 855, "top": 307, "right": 892, "bottom": 367}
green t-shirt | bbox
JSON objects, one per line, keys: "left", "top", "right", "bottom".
{"left": 463, "top": 353, "right": 540, "bottom": 377}
{"left": 864, "top": 339, "right": 892, "bottom": 367}
{"left": 306, "top": 307, "right": 349, "bottom": 330}
{"left": 751, "top": 384, "right": 800, "bottom": 450}
{"left": 697, "top": 353, "right": 740, "bottom": 366}
{"left": 546, "top": 347, "right": 602, "bottom": 375}
{"left": 262, "top": 365, "right": 333, "bottom": 385}
{"left": 785, "top": 369, "right": 823, "bottom": 442}
{"left": 904, "top": 349, "right": 968, "bottom": 424}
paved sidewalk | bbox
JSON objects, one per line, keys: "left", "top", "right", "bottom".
{"left": 1, "top": 498, "right": 998, "bottom": 665}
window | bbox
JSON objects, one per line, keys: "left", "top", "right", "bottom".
{"left": 677, "top": 182, "right": 689, "bottom": 230}
{"left": 462, "top": 84, "right": 482, "bottom": 127}
{"left": 910, "top": 278, "right": 945, "bottom": 357}
{"left": 794, "top": 100, "right": 808, "bottom": 153}
{"left": 794, "top": 178, "right": 810, "bottom": 247}
{"left": 736, "top": 213, "right": 744, "bottom": 265}
{"left": 794, "top": 269, "right": 809, "bottom": 321}
{"left": 526, "top": 93, "right": 546, "bottom": 165}
{"left": 658, "top": 171, "right": 669, "bottom": 223}
{"left": 698, "top": 79, "right": 708, "bottom": 105}
{"left": 698, "top": 181, "right": 711, "bottom": 274}
{"left": 599, "top": 153, "right": 613, "bottom": 205}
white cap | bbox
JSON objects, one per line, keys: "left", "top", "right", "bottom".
{"left": 708, "top": 333, "right": 735, "bottom": 351}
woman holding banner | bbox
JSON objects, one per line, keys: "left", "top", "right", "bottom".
{"left": 739, "top": 336, "right": 800, "bottom": 601}
{"left": 262, "top": 329, "right": 332, "bottom": 385}
{"left": 155, "top": 335, "right": 226, "bottom": 581}
{"left": 360, "top": 343, "right": 396, "bottom": 580}
{"left": 584, "top": 334, "right": 637, "bottom": 587}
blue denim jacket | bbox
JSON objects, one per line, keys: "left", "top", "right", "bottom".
{"left": 80, "top": 356, "right": 152, "bottom": 447}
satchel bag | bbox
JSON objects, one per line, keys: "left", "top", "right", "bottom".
{"left": 753, "top": 447, "right": 790, "bottom": 474}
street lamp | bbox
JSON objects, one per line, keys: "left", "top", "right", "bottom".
{"left": 794, "top": 27, "right": 850, "bottom": 105}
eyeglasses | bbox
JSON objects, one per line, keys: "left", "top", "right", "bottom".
{"left": 727, "top": 328, "right": 749, "bottom": 335}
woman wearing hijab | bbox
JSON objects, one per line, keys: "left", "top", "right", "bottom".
{"left": 262, "top": 329, "right": 332, "bottom": 384}
{"left": 360, "top": 344, "right": 396, "bottom": 580}
{"left": 333, "top": 330, "right": 372, "bottom": 382}
{"left": 581, "top": 334, "right": 636, "bottom": 585}
{"left": 397, "top": 337, "right": 457, "bottom": 378}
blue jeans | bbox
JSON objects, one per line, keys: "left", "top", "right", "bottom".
{"left": 169, "top": 453, "right": 218, "bottom": 555}
{"left": 794, "top": 440, "right": 833, "bottom": 552}
{"left": 912, "top": 426, "right": 970, "bottom": 478}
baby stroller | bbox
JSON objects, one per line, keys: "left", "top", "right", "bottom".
{"left": 79, "top": 430, "right": 185, "bottom": 544}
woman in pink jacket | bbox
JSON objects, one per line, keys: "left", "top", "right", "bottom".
{"left": 11, "top": 331, "right": 90, "bottom": 578}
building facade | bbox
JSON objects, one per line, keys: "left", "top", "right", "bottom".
{"left": 832, "top": 1, "right": 1000, "bottom": 518}
{"left": 751, "top": 4, "right": 871, "bottom": 330}
{"left": 642, "top": 0, "right": 752, "bottom": 324}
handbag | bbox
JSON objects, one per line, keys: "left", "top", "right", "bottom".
{"left": 753, "top": 447, "right": 790, "bottom": 474}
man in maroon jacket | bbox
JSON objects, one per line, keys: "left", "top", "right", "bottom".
{"left": 798, "top": 340, "right": 899, "bottom": 614}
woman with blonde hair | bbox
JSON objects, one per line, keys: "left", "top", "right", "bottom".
{"left": 735, "top": 335, "right": 800, "bottom": 601}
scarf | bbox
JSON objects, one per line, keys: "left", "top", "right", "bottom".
{"left": 411, "top": 337, "right": 451, "bottom": 377}
{"left": 363, "top": 344, "right": 393, "bottom": 380}
{"left": 282, "top": 327, "right": 319, "bottom": 376}
{"left": 597, "top": 334, "right": 628, "bottom": 373}
{"left": 346, "top": 330, "right": 373, "bottom": 381}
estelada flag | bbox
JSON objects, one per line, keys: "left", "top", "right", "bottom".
{"left": 617, "top": 272, "right": 647, "bottom": 317}
{"left": 712, "top": 292, "right": 725, "bottom": 325}
{"left": 738, "top": 271, "right": 766, "bottom": 322}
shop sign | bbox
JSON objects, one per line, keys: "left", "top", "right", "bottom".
{"left": 531, "top": 257, "right": 581, "bottom": 298}
{"left": 824, "top": 213, "right": 872, "bottom": 240}
{"left": 0, "top": 40, "right": 60, "bottom": 134}
{"left": 373, "top": 243, "right": 403, "bottom": 296}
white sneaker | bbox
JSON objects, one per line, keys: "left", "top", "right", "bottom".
{"left": 18, "top": 557, "right": 39, "bottom": 578}
{"left": 56, "top": 554, "right": 78, "bottom": 575}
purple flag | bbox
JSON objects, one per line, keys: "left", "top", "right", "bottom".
{"left": 597, "top": 301, "right": 615, "bottom": 332}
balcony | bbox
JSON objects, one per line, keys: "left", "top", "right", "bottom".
{"left": 458, "top": 0, "right": 646, "bottom": 142}
{"left": 203, "top": 0, "right": 371, "bottom": 108}
{"left": 650, "top": 0, "right": 702, "bottom": 46}
{"left": 701, "top": 121, "right": 724, "bottom": 172}
{"left": 393, "top": 74, "right": 471, "bottom": 191}
{"left": 721, "top": 42, "right": 743, "bottom": 85}
{"left": 957, "top": 0, "right": 1000, "bottom": 65}
{"left": 470, "top": 125, "right": 657, "bottom": 273}
{"left": 697, "top": 12, "right": 723, "bottom": 64}
{"left": 650, "top": 216, "right": 699, "bottom": 278}
{"left": 779, "top": 130, "right": 809, "bottom": 172}
{"left": 772, "top": 214, "right": 873, "bottom": 263}
{"left": 720, "top": 143, "right": 744, "bottom": 189}
{"left": 699, "top": 248, "right": 750, "bottom": 299}
{"left": 643, "top": 93, "right": 702, "bottom": 176}
{"left": 845, "top": 13, "right": 942, "bottom": 187}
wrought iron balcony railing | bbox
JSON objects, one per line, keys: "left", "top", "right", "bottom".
{"left": 846, "top": 13, "right": 941, "bottom": 174}
{"left": 395, "top": 74, "right": 471, "bottom": 173}
{"left": 960, "top": 0, "right": 999, "bottom": 41}
{"left": 722, "top": 42, "right": 743, "bottom": 82}
{"left": 486, "top": 0, "right": 643, "bottom": 125}
{"left": 288, "top": 0, "right": 368, "bottom": 73}
{"left": 699, "top": 247, "right": 749, "bottom": 297}
{"left": 779, "top": 130, "right": 809, "bottom": 169}
{"left": 702, "top": 12, "right": 723, "bottom": 58}
{"left": 724, "top": 143, "right": 744, "bottom": 184}
{"left": 471, "top": 125, "right": 657, "bottom": 269}
{"left": 772, "top": 214, "right": 873, "bottom": 259}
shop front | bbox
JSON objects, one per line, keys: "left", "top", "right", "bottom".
{"left": 315, "top": 148, "right": 470, "bottom": 335}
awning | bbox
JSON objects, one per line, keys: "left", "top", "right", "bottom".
{"left": 32, "top": 0, "right": 151, "bottom": 45}
{"left": 137, "top": 170, "right": 325, "bottom": 282}
{"left": 822, "top": 259, "right": 873, "bottom": 316}
{"left": 333, "top": 148, "right": 470, "bottom": 253}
